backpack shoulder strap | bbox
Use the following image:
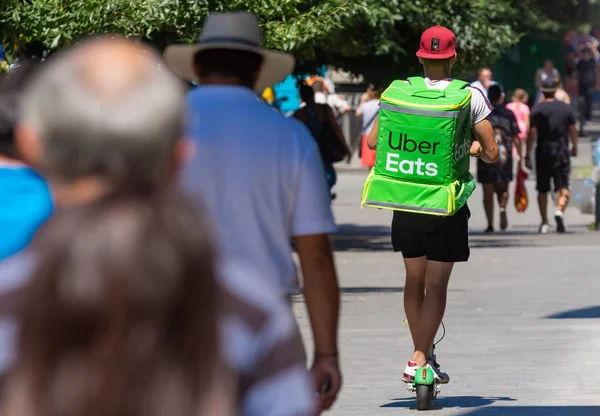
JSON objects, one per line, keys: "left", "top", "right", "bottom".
{"left": 444, "top": 79, "right": 470, "bottom": 93}
{"left": 406, "top": 77, "right": 428, "bottom": 90}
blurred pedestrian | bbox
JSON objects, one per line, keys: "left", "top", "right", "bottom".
{"left": 526, "top": 76, "right": 578, "bottom": 234}
{"left": 311, "top": 79, "right": 351, "bottom": 119}
{"left": 355, "top": 87, "right": 380, "bottom": 168}
{"left": 565, "top": 66, "right": 579, "bottom": 109}
{"left": 535, "top": 59, "right": 561, "bottom": 104}
{"left": 0, "top": 63, "right": 52, "bottom": 261}
{"left": 574, "top": 47, "right": 600, "bottom": 136}
{"left": 0, "top": 36, "right": 316, "bottom": 416}
{"left": 506, "top": 88, "right": 530, "bottom": 158}
{"left": 478, "top": 84, "right": 522, "bottom": 232}
{"left": 294, "top": 83, "right": 350, "bottom": 197}
{"left": 165, "top": 11, "right": 342, "bottom": 412}
{"left": 471, "top": 67, "right": 497, "bottom": 96}
{"left": 3, "top": 192, "right": 235, "bottom": 416}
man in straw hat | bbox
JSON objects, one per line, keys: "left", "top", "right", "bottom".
{"left": 165, "top": 11, "right": 342, "bottom": 411}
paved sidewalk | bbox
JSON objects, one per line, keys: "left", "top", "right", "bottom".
{"left": 294, "top": 170, "right": 599, "bottom": 415}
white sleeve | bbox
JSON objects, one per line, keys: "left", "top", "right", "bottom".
{"left": 327, "top": 95, "right": 349, "bottom": 113}
{"left": 292, "top": 134, "right": 337, "bottom": 237}
{"left": 467, "top": 86, "right": 493, "bottom": 125}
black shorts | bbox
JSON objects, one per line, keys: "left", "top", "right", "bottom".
{"left": 536, "top": 155, "right": 570, "bottom": 193}
{"left": 391, "top": 205, "right": 470, "bottom": 263}
{"left": 477, "top": 158, "right": 514, "bottom": 184}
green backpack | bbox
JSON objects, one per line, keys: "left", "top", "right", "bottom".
{"left": 361, "top": 77, "right": 477, "bottom": 216}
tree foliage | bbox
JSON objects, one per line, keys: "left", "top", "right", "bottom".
{"left": 0, "top": 0, "right": 598, "bottom": 85}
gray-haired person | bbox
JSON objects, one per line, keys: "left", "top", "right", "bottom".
{"left": 0, "top": 37, "right": 317, "bottom": 416}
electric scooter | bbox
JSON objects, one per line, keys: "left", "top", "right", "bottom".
{"left": 406, "top": 323, "right": 446, "bottom": 410}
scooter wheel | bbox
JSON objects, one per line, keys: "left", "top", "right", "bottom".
{"left": 416, "top": 384, "right": 432, "bottom": 411}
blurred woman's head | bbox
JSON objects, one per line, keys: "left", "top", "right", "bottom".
{"left": 12, "top": 190, "right": 224, "bottom": 416}
{"left": 299, "top": 83, "right": 315, "bottom": 104}
{"left": 512, "top": 88, "right": 529, "bottom": 104}
{"left": 368, "top": 89, "right": 381, "bottom": 100}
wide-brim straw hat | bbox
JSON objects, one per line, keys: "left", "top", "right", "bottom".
{"left": 164, "top": 11, "right": 295, "bottom": 92}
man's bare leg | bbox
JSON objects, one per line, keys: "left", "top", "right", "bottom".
{"left": 403, "top": 257, "right": 427, "bottom": 350}
{"left": 554, "top": 188, "right": 570, "bottom": 233}
{"left": 482, "top": 183, "right": 495, "bottom": 231}
{"left": 556, "top": 188, "right": 570, "bottom": 212}
{"left": 495, "top": 182, "right": 509, "bottom": 230}
{"left": 538, "top": 192, "right": 549, "bottom": 225}
{"left": 412, "top": 261, "right": 454, "bottom": 366}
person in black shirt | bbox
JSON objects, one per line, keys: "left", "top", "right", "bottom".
{"left": 478, "top": 84, "right": 522, "bottom": 232}
{"left": 526, "top": 76, "right": 578, "bottom": 234}
{"left": 575, "top": 47, "right": 600, "bottom": 136}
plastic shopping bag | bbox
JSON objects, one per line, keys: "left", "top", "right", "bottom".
{"left": 514, "top": 167, "right": 529, "bottom": 213}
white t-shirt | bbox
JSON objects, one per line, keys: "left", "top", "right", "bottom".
{"left": 315, "top": 91, "right": 350, "bottom": 116}
{"left": 182, "top": 86, "right": 337, "bottom": 295}
{"left": 423, "top": 78, "right": 493, "bottom": 124}
{"left": 470, "top": 79, "right": 498, "bottom": 100}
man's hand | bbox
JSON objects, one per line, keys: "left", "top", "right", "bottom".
{"left": 311, "top": 355, "right": 342, "bottom": 412}
{"left": 469, "top": 141, "right": 482, "bottom": 158}
{"left": 472, "top": 119, "right": 499, "bottom": 163}
{"left": 525, "top": 157, "right": 533, "bottom": 170}
{"left": 571, "top": 146, "right": 578, "bottom": 157}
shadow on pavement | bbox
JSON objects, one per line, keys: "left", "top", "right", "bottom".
{"left": 469, "top": 237, "right": 539, "bottom": 249}
{"left": 381, "top": 395, "right": 516, "bottom": 410}
{"left": 333, "top": 220, "right": 595, "bottom": 252}
{"left": 459, "top": 406, "right": 600, "bottom": 415}
{"left": 333, "top": 224, "right": 392, "bottom": 252}
{"left": 469, "top": 229, "right": 540, "bottom": 237}
{"left": 341, "top": 286, "right": 404, "bottom": 294}
{"left": 545, "top": 306, "right": 600, "bottom": 319}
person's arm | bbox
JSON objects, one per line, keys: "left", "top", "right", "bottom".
{"left": 367, "top": 116, "right": 379, "bottom": 150}
{"left": 569, "top": 124, "right": 579, "bottom": 156}
{"left": 472, "top": 119, "right": 499, "bottom": 163}
{"left": 290, "top": 136, "right": 341, "bottom": 411}
{"left": 535, "top": 69, "right": 542, "bottom": 89}
{"left": 525, "top": 125, "right": 537, "bottom": 170}
{"left": 513, "top": 135, "right": 523, "bottom": 163}
{"left": 568, "top": 110, "right": 578, "bottom": 157}
{"left": 328, "top": 95, "right": 351, "bottom": 116}
{"left": 509, "top": 113, "right": 523, "bottom": 163}
{"left": 295, "top": 235, "right": 339, "bottom": 358}
{"left": 325, "top": 105, "right": 351, "bottom": 154}
{"left": 295, "top": 234, "right": 341, "bottom": 410}
{"left": 595, "top": 63, "right": 600, "bottom": 90}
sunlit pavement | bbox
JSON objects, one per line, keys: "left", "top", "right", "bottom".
{"left": 294, "top": 163, "right": 600, "bottom": 415}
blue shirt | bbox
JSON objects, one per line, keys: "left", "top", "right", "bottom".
{"left": 0, "top": 167, "right": 52, "bottom": 260}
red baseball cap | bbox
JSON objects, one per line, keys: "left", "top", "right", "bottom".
{"left": 416, "top": 26, "right": 456, "bottom": 60}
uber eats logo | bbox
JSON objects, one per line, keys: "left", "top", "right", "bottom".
{"left": 454, "top": 137, "right": 471, "bottom": 163}
{"left": 385, "top": 132, "right": 440, "bottom": 177}
{"left": 384, "top": 131, "right": 471, "bottom": 177}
